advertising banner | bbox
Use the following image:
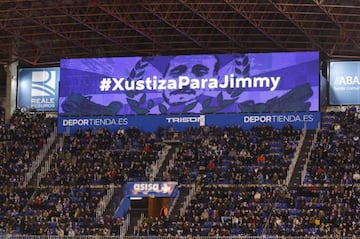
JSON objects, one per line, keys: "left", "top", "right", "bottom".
{"left": 329, "top": 61, "right": 360, "bottom": 105}
{"left": 57, "top": 112, "right": 320, "bottom": 134}
{"left": 59, "top": 52, "right": 319, "bottom": 115}
{"left": 126, "top": 182, "right": 178, "bottom": 197}
{"left": 17, "top": 67, "right": 60, "bottom": 111}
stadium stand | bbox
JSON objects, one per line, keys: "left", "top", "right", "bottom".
{"left": 0, "top": 108, "right": 359, "bottom": 237}
{"left": 305, "top": 108, "right": 360, "bottom": 185}
{"left": 3, "top": 1, "right": 360, "bottom": 238}
{"left": 0, "top": 109, "right": 56, "bottom": 187}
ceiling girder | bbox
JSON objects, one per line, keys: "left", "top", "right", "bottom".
{"left": 141, "top": 3, "right": 208, "bottom": 50}
{"left": 313, "top": 0, "right": 360, "bottom": 56}
{"left": 179, "top": 0, "right": 246, "bottom": 50}
{"left": 0, "top": 25, "right": 47, "bottom": 65}
{"left": 91, "top": 1, "right": 172, "bottom": 53}
{"left": 15, "top": 9, "right": 92, "bottom": 55}
{"left": 268, "top": 0, "right": 330, "bottom": 57}
{"left": 55, "top": 5, "right": 136, "bottom": 54}
{"left": 224, "top": 0, "right": 287, "bottom": 51}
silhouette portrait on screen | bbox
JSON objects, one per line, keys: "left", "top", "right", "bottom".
{"left": 163, "top": 55, "right": 219, "bottom": 105}
{"left": 158, "top": 54, "right": 220, "bottom": 114}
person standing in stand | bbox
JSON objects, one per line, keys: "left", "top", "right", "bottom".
{"left": 160, "top": 206, "right": 168, "bottom": 219}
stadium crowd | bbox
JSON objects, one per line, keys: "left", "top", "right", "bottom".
{"left": 305, "top": 109, "right": 360, "bottom": 185}
{"left": 0, "top": 109, "right": 55, "bottom": 187}
{"left": 40, "top": 126, "right": 163, "bottom": 186}
{"left": 167, "top": 124, "right": 300, "bottom": 185}
{"left": 0, "top": 107, "right": 359, "bottom": 236}
{"left": 136, "top": 185, "right": 360, "bottom": 237}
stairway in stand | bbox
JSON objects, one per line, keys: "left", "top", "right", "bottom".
{"left": 125, "top": 209, "right": 147, "bottom": 236}
{"left": 169, "top": 185, "right": 190, "bottom": 220}
{"left": 288, "top": 130, "right": 316, "bottom": 188}
{"left": 155, "top": 144, "right": 177, "bottom": 181}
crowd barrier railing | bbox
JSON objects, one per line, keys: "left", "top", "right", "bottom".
{"left": 23, "top": 125, "right": 57, "bottom": 187}
{"left": 2, "top": 235, "right": 359, "bottom": 239}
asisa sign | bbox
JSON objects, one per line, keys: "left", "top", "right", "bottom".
{"left": 126, "top": 182, "right": 178, "bottom": 197}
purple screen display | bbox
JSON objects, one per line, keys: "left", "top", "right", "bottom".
{"left": 59, "top": 52, "right": 319, "bottom": 115}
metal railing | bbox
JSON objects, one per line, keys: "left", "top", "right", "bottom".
{"left": 37, "top": 142, "right": 60, "bottom": 187}
{"left": 285, "top": 127, "right": 305, "bottom": 186}
{"left": 179, "top": 183, "right": 196, "bottom": 217}
{"left": 119, "top": 213, "right": 130, "bottom": 238}
{"left": 133, "top": 213, "right": 145, "bottom": 236}
{"left": 1, "top": 235, "right": 358, "bottom": 239}
{"left": 301, "top": 121, "right": 320, "bottom": 185}
{"left": 23, "top": 126, "right": 57, "bottom": 187}
{"left": 96, "top": 184, "right": 115, "bottom": 218}
{"left": 149, "top": 144, "right": 169, "bottom": 181}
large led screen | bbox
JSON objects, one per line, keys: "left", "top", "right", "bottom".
{"left": 329, "top": 61, "right": 360, "bottom": 105}
{"left": 59, "top": 52, "right": 319, "bottom": 115}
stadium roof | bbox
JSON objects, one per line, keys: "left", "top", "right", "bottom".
{"left": 1, "top": 0, "right": 360, "bottom": 66}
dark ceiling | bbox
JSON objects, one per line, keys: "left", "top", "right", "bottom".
{"left": 1, "top": 0, "right": 360, "bottom": 67}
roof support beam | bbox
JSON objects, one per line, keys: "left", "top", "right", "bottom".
{"left": 269, "top": 0, "right": 330, "bottom": 56}
{"left": 179, "top": 0, "right": 246, "bottom": 50}
{"left": 224, "top": 0, "right": 287, "bottom": 51}
{"left": 56, "top": 6, "right": 136, "bottom": 54}
{"left": 91, "top": 1, "right": 171, "bottom": 53}
{"left": 141, "top": 3, "right": 207, "bottom": 50}
{"left": 0, "top": 24, "right": 48, "bottom": 65}
{"left": 313, "top": 0, "right": 360, "bottom": 56}
{"left": 15, "top": 9, "right": 93, "bottom": 55}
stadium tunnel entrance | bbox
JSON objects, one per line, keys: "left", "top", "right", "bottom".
{"left": 115, "top": 182, "right": 178, "bottom": 218}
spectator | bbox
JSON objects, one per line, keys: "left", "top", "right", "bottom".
{"left": 160, "top": 206, "right": 168, "bottom": 219}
